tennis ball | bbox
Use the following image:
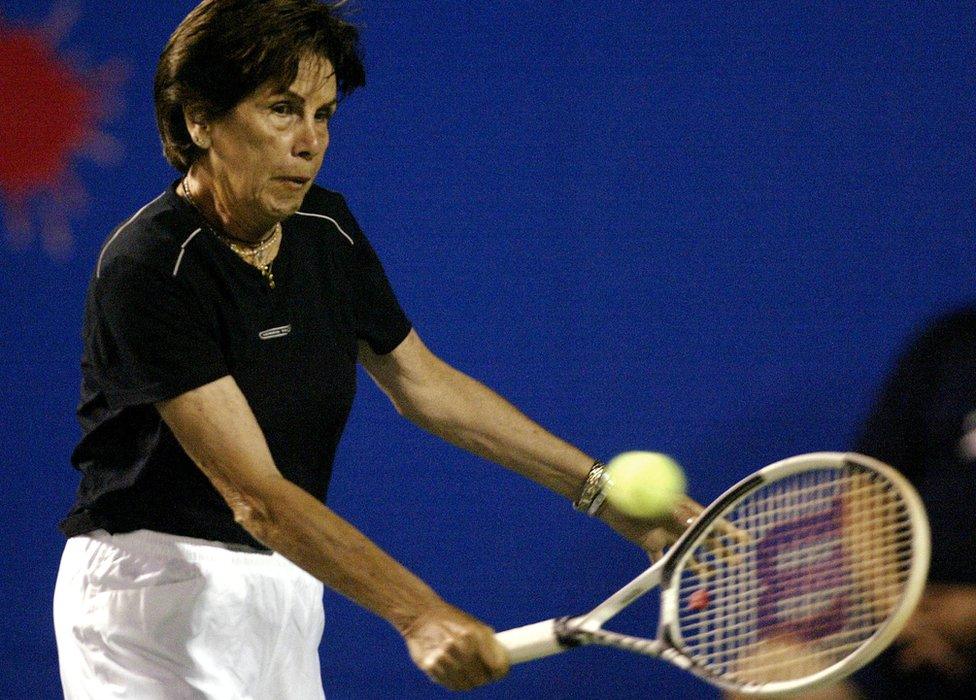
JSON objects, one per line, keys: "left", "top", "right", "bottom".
{"left": 603, "top": 452, "right": 686, "bottom": 519}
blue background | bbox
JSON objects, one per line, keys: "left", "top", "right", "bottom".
{"left": 1, "top": 1, "right": 974, "bottom": 697}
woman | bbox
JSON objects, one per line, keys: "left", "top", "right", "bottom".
{"left": 54, "top": 1, "right": 697, "bottom": 696}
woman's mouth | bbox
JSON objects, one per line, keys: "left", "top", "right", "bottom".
{"left": 277, "top": 176, "right": 310, "bottom": 190}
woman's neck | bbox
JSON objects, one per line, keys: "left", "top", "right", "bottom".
{"left": 182, "top": 167, "right": 277, "bottom": 245}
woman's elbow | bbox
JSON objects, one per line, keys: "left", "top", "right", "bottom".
{"left": 222, "top": 482, "right": 278, "bottom": 543}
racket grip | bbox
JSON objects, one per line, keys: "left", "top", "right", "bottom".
{"left": 495, "top": 618, "right": 567, "bottom": 664}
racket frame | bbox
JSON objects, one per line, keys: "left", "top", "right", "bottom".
{"left": 496, "top": 452, "right": 931, "bottom": 696}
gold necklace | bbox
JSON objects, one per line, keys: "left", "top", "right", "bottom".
{"left": 181, "top": 177, "right": 281, "bottom": 288}
{"left": 220, "top": 224, "right": 281, "bottom": 289}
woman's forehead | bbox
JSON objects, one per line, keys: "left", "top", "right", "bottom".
{"left": 256, "top": 54, "right": 336, "bottom": 100}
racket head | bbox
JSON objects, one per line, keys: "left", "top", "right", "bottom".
{"left": 658, "top": 452, "right": 930, "bottom": 696}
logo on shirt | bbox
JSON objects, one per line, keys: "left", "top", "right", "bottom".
{"left": 259, "top": 324, "right": 292, "bottom": 340}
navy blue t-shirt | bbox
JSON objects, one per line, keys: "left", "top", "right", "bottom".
{"left": 855, "top": 309, "right": 976, "bottom": 585}
{"left": 61, "top": 182, "right": 411, "bottom": 549}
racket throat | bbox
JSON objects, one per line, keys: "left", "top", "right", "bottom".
{"left": 658, "top": 627, "right": 691, "bottom": 669}
{"left": 554, "top": 616, "right": 587, "bottom": 648}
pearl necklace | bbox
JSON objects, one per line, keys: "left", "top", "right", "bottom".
{"left": 181, "top": 178, "right": 281, "bottom": 289}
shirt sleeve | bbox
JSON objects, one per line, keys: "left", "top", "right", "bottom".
{"left": 853, "top": 330, "right": 936, "bottom": 485}
{"left": 336, "top": 196, "right": 412, "bottom": 355}
{"left": 86, "top": 256, "right": 229, "bottom": 409}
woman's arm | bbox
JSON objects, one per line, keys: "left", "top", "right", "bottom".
{"left": 156, "top": 375, "right": 509, "bottom": 690}
{"left": 359, "top": 330, "right": 595, "bottom": 499}
{"left": 359, "top": 330, "right": 700, "bottom": 557}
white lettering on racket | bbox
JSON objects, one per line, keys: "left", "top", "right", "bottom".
{"left": 755, "top": 498, "right": 851, "bottom": 641}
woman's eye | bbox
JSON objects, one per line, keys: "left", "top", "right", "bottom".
{"left": 271, "top": 103, "right": 293, "bottom": 115}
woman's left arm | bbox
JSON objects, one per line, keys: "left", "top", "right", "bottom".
{"left": 359, "top": 329, "right": 699, "bottom": 555}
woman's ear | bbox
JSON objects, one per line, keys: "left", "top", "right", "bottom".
{"left": 183, "top": 108, "right": 212, "bottom": 150}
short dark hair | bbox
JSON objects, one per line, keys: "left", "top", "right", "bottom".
{"left": 154, "top": 0, "right": 365, "bottom": 172}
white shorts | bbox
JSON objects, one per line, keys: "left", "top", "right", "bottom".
{"left": 53, "top": 529, "right": 326, "bottom": 699}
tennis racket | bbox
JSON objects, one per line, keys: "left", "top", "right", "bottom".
{"left": 495, "top": 452, "right": 930, "bottom": 696}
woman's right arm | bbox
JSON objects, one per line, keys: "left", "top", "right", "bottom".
{"left": 156, "top": 375, "right": 509, "bottom": 691}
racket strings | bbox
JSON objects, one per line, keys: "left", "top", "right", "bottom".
{"left": 680, "top": 517, "right": 913, "bottom": 624}
{"left": 674, "top": 466, "right": 916, "bottom": 686}
{"left": 679, "top": 574, "right": 906, "bottom": 637}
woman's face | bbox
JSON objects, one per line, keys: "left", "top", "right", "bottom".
{"left": 197, "top": 54, "right": 338, "bottom": 229}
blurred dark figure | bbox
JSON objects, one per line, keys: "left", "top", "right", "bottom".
{"left": 727, "top": 308, "right": 976, "bottom": 700}
{"left": 846, "top": 307, "right": 976, "bottom": 697}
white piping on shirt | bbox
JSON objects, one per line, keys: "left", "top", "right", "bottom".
{"left": 172, "top": 228, "right": 203, "bottom": 277}
{"left": 294, "top": 211, "right": 355, "bottom": 245}
{"left": 95, "top": 192, "right": 168, "bottom": 278}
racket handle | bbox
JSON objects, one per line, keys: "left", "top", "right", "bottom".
{"left": 495, "top": 618, "right": 567, "bottom": 664}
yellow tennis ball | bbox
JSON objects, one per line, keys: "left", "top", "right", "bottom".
{"left": 604, "top": 452, "right": 686, "bottom": 519}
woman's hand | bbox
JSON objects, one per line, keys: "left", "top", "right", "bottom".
{"left": 596, "top": 495, "right": 704, "bottom": 561}
{"left": 912, "top": 583, "right": 976, "bottom": 648}
{"left": 895, "top": 584, "right": 976, "bottom": 678}
{"left": 400, "top": 602, "right": 510, "bottom": 691}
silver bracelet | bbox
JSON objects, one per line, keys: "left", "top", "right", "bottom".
{"left": 573, "top": 460, "right": 608, "bottom": 516}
